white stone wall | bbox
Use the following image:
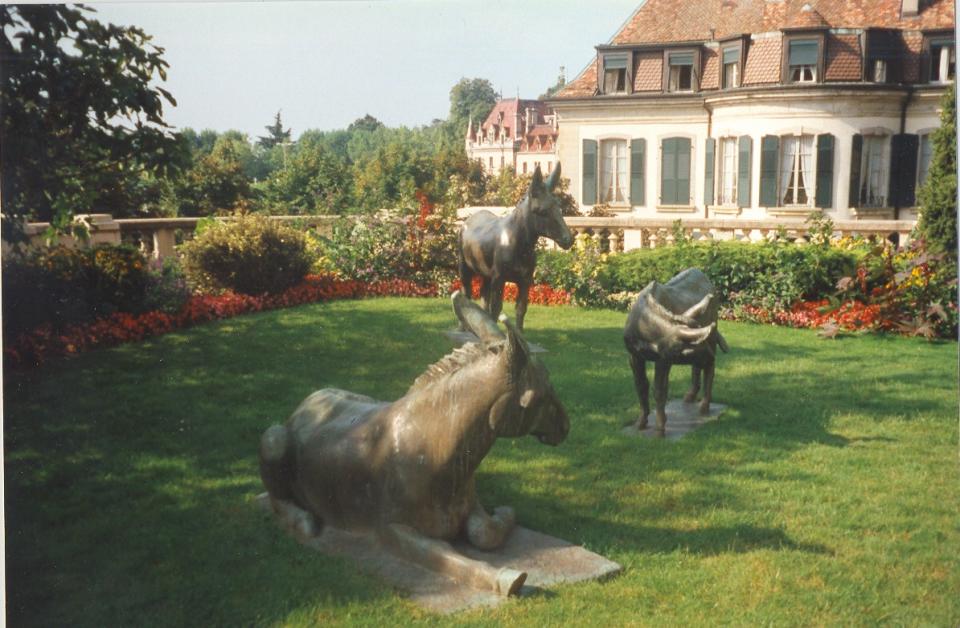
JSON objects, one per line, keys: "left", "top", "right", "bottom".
{"left": 553, "top": 87, "right": 945, "bottom": 221}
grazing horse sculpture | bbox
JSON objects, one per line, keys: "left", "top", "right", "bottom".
{"left": 624, "top": 268, "right": 729, "bottom": 435}
{"left": 459, "top": 163, "right": 574, "bottom": 331}
{"left": 259, "top": 292, "right": 569, "bottom": 596}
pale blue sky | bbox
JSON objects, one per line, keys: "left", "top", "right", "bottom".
{"left": 92, "top": 1, "right": 642, "bottom": 139}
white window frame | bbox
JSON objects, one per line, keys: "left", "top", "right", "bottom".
{"left": 779, "top": 134, "right": 815, "bottom": 207}
{"left": 599, "top": 138, "right": 629, "bottom": 205}
{"left": 717, "top": 137, "right": 738, "bottom": 206}
{"left": 873, "top": 59, "right": 887, "bottom": 83}
{"left": 930, "top": 40, "right": 956, "bottom": 84}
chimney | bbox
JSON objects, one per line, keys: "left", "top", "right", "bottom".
{"left": 526, "top": 107, "right": 532, "bottom": 130}
{"left": 901, "top": 0, "right": 918, "bottom": 17}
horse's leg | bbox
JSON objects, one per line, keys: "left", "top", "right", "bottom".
{"left": 268, "top": 496, "right": 322, "bottom": 542}
{"left": 629, "top": 352, "right": 650, "bottom": 429}
{"left": 459, "top": 256, "right": 474, "bottom": 301}
{"left": 381, "top": 523, "right": 526, "bottom": 597}
{"left": 514, "top": 277, "right": 530, "bottom": 331}
{"left": 464, "top": 499, "right": 515, "bottom": 551}
{"left": 699, "top": 359, "right": 716, "bottom": 415}
{"left": 684, "top": 365, "right": 702, "bottom": 403}
{"left": 653, "top": 360, "right": 672, "bottom": 434}
{"left": 488, "top": 277, "right": 506, "bottom": 322}
{"left": 479, "top": 277, "right": 492, "bottom": 312}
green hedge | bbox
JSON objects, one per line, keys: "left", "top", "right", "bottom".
{"left": 536, "top": 240, "right": 860, "bottom": 310}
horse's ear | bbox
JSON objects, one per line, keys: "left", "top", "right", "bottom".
{"left": 498, "top": 313, "right": 530, "bottom": 373}
{"left": 545, "top": 162, "right": 561, "bottom": 192}
{"left": 452, "top": 291, "right": 504, "bottom": 344}
{"left": 530, "top": 165, "right": 545, "bottom": 196}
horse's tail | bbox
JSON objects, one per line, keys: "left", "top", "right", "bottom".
{"left": 259, "top": 424, "right": 296, "bottom": 501}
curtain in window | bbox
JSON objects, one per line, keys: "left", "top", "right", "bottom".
{"left": 780, "top": 136, "right": 797, "bottom": 204}
{"left": 798, "top": 135, "right": 814, "bottom": 205}
{"left": 600, "top": 139, "right": 627, "bottom": 203}
{"left": 720, "top": 138, "right": 737, "bottom": 204}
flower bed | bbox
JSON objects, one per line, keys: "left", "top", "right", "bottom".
{"left": 5, "top": 274, "right": 570, "bottom": 369}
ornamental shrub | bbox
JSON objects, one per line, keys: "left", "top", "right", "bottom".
{"left": 2, "top": 243, "right": 152, "bottom": 341}
{"left": 916, "top": 84, "right": 957, "bottom": 255}
{"left": 179, "top": 214, "right": 315, "bottom": 295}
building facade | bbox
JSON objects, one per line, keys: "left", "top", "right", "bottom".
{"left": 548, "top": 0, "right": 954, "bottom": 222}
{"left": 466, "top": 98, "right": 560, "bottom": 176}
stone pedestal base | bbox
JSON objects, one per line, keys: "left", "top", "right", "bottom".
{"left": 621, "top": 400, "right": 726, "bottom": 440}
{"left": 256, "top": 493, "right": 620, "bottom": 613}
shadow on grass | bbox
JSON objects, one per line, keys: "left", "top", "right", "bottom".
{"left": 4, "top": 299, "right": 955, "bottom": 625}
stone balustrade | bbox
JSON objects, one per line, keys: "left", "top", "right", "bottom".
{"left": 558, "top": 216, "right": 916, "bottom": 253}
{"left": 11, "top": 211, "right": 916, "bottom": 260}
{"left": 13, "top": 214, "right": 338, "bottom": 259}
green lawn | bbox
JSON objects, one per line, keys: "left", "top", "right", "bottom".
{"left": 5, "top": 298, "right": 959, "bottom": 626}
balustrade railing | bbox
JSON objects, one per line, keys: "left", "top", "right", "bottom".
{"left": 11, "top": 212, "right": 916, "bottom": 260}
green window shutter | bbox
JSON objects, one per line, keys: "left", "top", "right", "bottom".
{"left": 789, "top": 39, "right": 818, "bottom": 65}
{"left": 704, "top": 138, "right": 715, "bottom": 206}
{"left": 849, "top": 134, "right": 863, "bottom": 208}
{"left": 669, "top": 52, "right": 694, "bottom": 66}
{"left": 759, "top": 135, "right": 780, "bottom": 207}
{"left": 722, "top": 47, "right": 740, "bottom": 65}
{"left": 815, "top": 133, "right": 834, "bottom": 208}
{"left": 661, "top": 137, "right": 677, "bottom": 205}
{"left": 630, "top": 138, "right": 646, "bottom": 206}
{"left": 582, "top": 139, "right": 597, "bottom": 205}
{"left": 889, "top": 133, "right": 919, "bottom": 207}
{"left": 676, "top": 137, "right": 691, "bottom": 205}
{"left": 738, "top": 135, "right": 752, "bottom": 208}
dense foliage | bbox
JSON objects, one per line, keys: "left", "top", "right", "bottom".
{"left": 179, "top": 214, "right": 315, "bottom": 295}
{"left": 916, "top": 84, "right": 958, "bottom": 255}
{"left": 0, "top": 4, "right": 184, "bottom": 230}
{"left": 1, "top": 244, "right": 188, "bottom": 342}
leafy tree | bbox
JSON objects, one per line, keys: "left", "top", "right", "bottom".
{"left": 262, "top": 140, "right": 351, "bottom": 214}
{"left": 257, "top": 110, "right": 291, "bottom": 149}
{"left": 0, "top": 4, "right": 183, "bottom": 229}
{"left": 176, "top": 139, "right": 253, "bottom": 216}
{"left": 917, "top": 84, "right": 958, "bottom": 254}
{"left": 448, "top": 78, "right": 497, "bottom": 136}
{"left": 348, "top": 114, "right": 384, "bottom": 134}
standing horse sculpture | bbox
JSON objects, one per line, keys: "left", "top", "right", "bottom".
{"left": 259, "top": 292, "right": 569, "bottom": 596}
{"left": 459, "top": 163, "right": 574, "bottom": 331}
{"left": 624, "top": 268, "right": 729, "bottom": 435}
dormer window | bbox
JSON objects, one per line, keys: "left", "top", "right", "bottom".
{"left": 787, "top": 38, "right": 819, "bottom": 83}
{"left": 602, "top": 54, "right": 629, "bottom": 94}
{"left": 721, "top": 45, "right": 741, "bottom": 88}
{"left": 667, "top": 51, "right": 695, "bottom": 92}
{"left": 930, "top": 39, "right": 955, "bottom": 83}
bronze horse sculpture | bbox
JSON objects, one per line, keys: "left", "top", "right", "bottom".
{"left": 259, "top": 292, "right": 569, "bottom": 596}
{"left": 459, "top": 163, "right": 574, "bottom": 331}
{"left": 624, "top": 268, "right": 729, "bottom": 435}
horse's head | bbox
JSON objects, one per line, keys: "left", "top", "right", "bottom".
{"left": 451, "top": 292, "right": 570, "bottom": 446}
{"left": 523, "top": 164, "right": 574, "bottom": 250}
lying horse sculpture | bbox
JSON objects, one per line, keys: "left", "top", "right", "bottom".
{"left": 259, "top": 292, "right": 569, "bottom": 596}
{"left": 624, "top": 268, "right": 729, "bottom": 435}
{"left": 459, "top": 163, "right": 574, "bottom": 331}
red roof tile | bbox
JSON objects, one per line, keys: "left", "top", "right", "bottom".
{"left": 634, "top": 51, "right": 663, "bottom": 91}
{"left": 784, "top": 4, "right": 829, "bottom": 30}
{"left": 610, "top": 0, "right": 953, "bottom": 45}
{"left": 824, "top": 33, "right": 862, "bottom": 81}
{"left": 701, "top": 47, "right": 720, "bottom": 89}
{"left": 742, "top": 36, "right": 783, "bottom": 85}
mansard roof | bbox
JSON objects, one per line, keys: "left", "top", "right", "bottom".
{"left": 610, "top": 0, "right": 953, "bottom": 46}
{"left": 554, "top": 0, "right": 954, "bottom": 99}
{"left": 479, "top": 99, "right": 546, "bottom": 132}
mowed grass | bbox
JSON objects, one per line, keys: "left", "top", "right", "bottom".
{"left": 5, "top": 297, "right": 958, "bottom": 626}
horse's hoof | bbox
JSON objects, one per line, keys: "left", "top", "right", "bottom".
{"left": 635, "top": 417, "right": 648, "bottom": 430}
{"left": 496, "top": 568, "right": 527, "bottom": 597}
{"left": 698, "top": 402, "right": 711, "bottom": 415}
{"left": 493, "top": 506, "right": 516, "bottom": 529}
